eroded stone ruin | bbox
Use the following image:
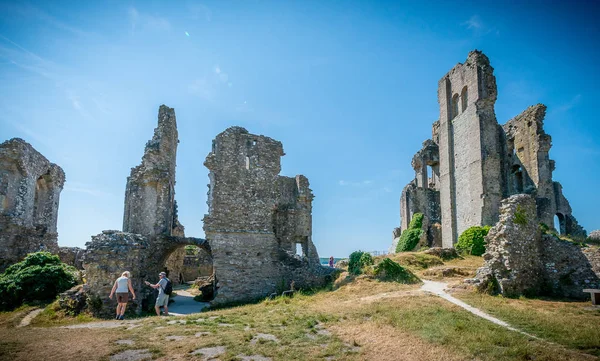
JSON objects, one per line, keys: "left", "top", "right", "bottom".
{"left": 470, "top": 194, "right": 599, "bottom": 299}
{"left": 393, "top": 50, "right": 599, "bottom": 299}
{"left": 81, "top": 107, "right": 332, "bottom": 316}
{"left": 0, "top": 138, "right": 65, "bottom": 271}
{"left": 395, "top": 50, "right": 586, "bottom": 250}
{"left": 204, "top": 127, "right": 331, "bottom": 305}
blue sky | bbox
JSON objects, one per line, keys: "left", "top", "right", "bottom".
{"left": 1, "top": 0, "right": 599, "bottom": 257}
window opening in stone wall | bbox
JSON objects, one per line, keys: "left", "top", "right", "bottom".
{"left": 33, "top": 175, "right": 49, "bottom": 226}
{"left": 252, "top": 140, "right": 257, "bottom": 146}
{"left": 451, "top": 94, "right": 459, "bottom": 119}
{"left": 512, "top": 165, "right": 524, "bottom": 193}
{"left": 427, "top": 165, "right": 434, "bottom": 188}
{"left": 245, "top": 156, "right": 250, "bottom": 170}
{"left": 296, "top": 243, "right": 303, "bottom": 257}
{"left": 460, "top": 86, "right": 468, "bottom": 112}
{"left": 554, "top": 213, "right": 565, "bottom": 235}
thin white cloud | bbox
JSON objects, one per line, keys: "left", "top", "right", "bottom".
{"left": 64, "top": 182, "right": 115, "bottom": 198}
{"left": 128, "top": 7, "right": 171, "bottom": 33}
{"left": 338, "top": 180, "right": 373, "bottom": 187}
{"left": 462, "top": 15, "right": 498, "bottom": 36}
{"left": 555, "top": 94, "right": 582, "bottom": 113}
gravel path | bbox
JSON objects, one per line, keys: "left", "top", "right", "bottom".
{"left": 420, "top": 280, "right": 538, "bottom": 339}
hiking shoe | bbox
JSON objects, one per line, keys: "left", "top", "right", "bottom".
{"left": 118, "top": 315, "right": 124, "bottom": 320}
{"left": 115, "top": 315, "right": 120, "bottom": 320}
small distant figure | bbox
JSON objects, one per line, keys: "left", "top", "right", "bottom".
{"left": 145, "top": 271, "right": 171, "bottom": 316}
{"left": 329, "top": 256, "right": 334, "bottom": 268}
{"left": 109, "top": 271, "right": 136, "bottom": 320}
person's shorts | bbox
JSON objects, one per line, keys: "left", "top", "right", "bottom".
{"left": 156, "top": 294, "right": 169, "bottom": 307}
{"left": 116, "top": 292, "right": 129, "bottom": 303}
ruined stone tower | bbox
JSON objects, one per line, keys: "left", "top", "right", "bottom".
{"left": 123, "top": 105, "right": 181, "bottom": 238}
{"left": 0, "top": 138, "right": 65, "bottom": 270}
{"left": 396, "top": 50, "right": 586, "bottom": 251}
{"left": 438, "top": 51, "right": 504, "bottom": 247}
{"left": 204, "top": 127, "right": 329, "bottom": 305}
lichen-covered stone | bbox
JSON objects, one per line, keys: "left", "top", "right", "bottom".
{"left": 469, "top": 194, "right": 599, "bottom": 299}
{"left": 0, "top": 138, "right": 65, "bottom": 271}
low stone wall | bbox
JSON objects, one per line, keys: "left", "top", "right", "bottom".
{"left": 0, "top": 218, "right": 58, "bottom": 271}
{"left": 82, "top": 230, "right": 209, "bottom": 318}
{"left": 470, "top": 194, "right": 600, "bottom": 299}
{"left": 58, "top": 246, "right": 85, "bottom": 269}
{"left": 208, "top": 231, "right": 336, "bottom": 306}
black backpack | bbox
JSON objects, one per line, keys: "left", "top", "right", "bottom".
{"left": 163, "top": 278, "right": 173, "bottom": 296}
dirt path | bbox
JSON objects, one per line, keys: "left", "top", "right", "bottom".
{"left": 420, "top": 280, "right": 538, "bottom": 339}
{"left": 17, "top": 308, "right": 43, "bottom": 328}
{"left": 168, "top": 285, "right": 210, "bottom": 316}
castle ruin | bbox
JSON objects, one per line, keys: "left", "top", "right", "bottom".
{"left": 395, "top": 50, "right": 586, "bottom": 250}
{"left": 0, "top": 138, "right": 65, "bottom": 271}
{"left": 80, "top": 107, "right": 333, "bottom": 316}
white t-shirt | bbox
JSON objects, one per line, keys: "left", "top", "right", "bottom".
{"left": 116, "top": 276, "right": 129, "bottom": 293}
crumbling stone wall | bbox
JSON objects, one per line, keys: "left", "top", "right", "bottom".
{"left": 437, "top": 51, "right": 503, "bottom": 247}
{"left": 204, "top": 127, "right": 334, "bottom": 305}
{"left": 395, "top": 51, "right": 586, "bottom": 251}
{"left": 123, "top": 105, "right": 179, "bottom": 237}
{"left": 58, "top": 246, "right": 85, "bottom": 269}
{"left": 470, "top": 195, "right": 599, "bottom": 299}
{"left": 0, "top": 138, "right": 65, "bottom": 270}
{"left": 83, "top": 230, "right": 209, "bottom": 317}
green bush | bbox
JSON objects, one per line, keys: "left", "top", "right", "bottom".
{"left": 374, "top": 258, "right": 420, "bottom": 283}
{"left": 0, "top": 252, "right": 77, "bottom": 311}
{"left": 396, "top": 229, "right": 423, "bottom": 252}
{"left": 396, "top": 213, "right": 425, "bottom": 253}
{"left": 348, "top": 251, "right": 373, "bottom": 275}
{"left": 455, "top": 226, "right": 491, "bottom": 256}
{"left": 185, "top": 245, "right": 199, "bottom": 255}
{"left": 408, "top": 213, "right": 424, "bottom": 230}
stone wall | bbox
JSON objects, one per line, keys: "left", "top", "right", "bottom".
{"left": 58, "top": 246, "right": 85, "bottom": 269}
{"left": 0, "top": 138, "right": 65, "bottom": 271}
{"left": 204, "top": 127, "right": 335, "bottom": 306}
{"left": 470, "top": 195, "right": 599, "bottom": 299}
{"left": 123, "top": 105, "right": 179, "bottom": 238}
{"left": 395, "top": 51, "right": 586, "bottom": 251}
{"left": 83, "top": 230, "right": 210, "bottom": 317}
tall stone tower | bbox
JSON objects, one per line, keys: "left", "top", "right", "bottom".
{"left": 123, "top": 105, "right": 179, "bottom": 237}
{"left": 437, "top": 51, "right": 503, "bottom": 247}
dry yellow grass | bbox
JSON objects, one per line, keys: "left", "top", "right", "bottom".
{"left": 1, "top": 253, "right": 597, "bottom": 361}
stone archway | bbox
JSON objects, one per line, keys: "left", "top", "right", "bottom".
{"left": 83, "top": 231, "right": 214, "bottom": 318}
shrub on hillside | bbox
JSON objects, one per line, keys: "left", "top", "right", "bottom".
{"left": 0, "top": 252, "right": 77, "bottom": 311}
{"left": 396, "top": 229, "right": 423, "bottom": 252}
{"left": 396, "top": 213, "right": 425, "bottom": 253}
{"left": 348, "top": 251, "right": 374, "bottom": 275}
{"left": 455, "top": 226, "right": 491, "bottom": 256}
{"left": 408, "top": 213, "right": 424, "bottom": 230}
{"left": 374, "top": 258, "right": 420, "bottom": 283}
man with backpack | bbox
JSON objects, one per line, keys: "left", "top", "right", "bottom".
{"left": 145, "top": 271, "right": 172, "bottom": 316}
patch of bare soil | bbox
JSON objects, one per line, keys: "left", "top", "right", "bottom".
{"left": 329, "top": 321, "right": 471, "bottom": 361}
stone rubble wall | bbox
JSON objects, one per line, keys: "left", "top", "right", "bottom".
{"left": 0, "top": 138, "right": 64, "bottom": 271}
{"left": 83, "top": 230, "right": 210, "bottom": 317}
{"left": 204, "top": 127, "right": 335, "bottom": 306}
{"left": 58, "top": 246, "right": 85, "bottom": 269}
{"left": 471, "top": 194, "right": 599, "bottom": 299}
{"left": 123, "top": 105, "right": 179, "bottom": 238}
